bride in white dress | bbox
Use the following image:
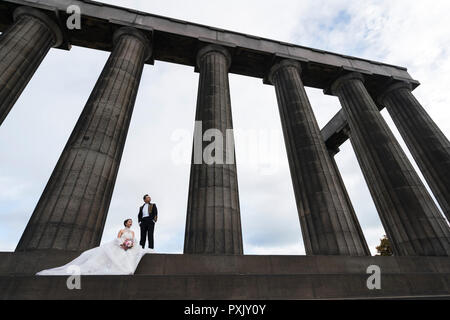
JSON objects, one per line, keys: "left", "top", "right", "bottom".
{"left": 36, "top": 219, "right": 153, "bottom": 275}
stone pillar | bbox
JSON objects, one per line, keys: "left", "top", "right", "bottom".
{"left": 0, "top": 6, "right": 63, "bottom": 126}
{"left": 377, "top": 82, "right": 450, "bottom": 222}
{"left": 331, "top": 72, "right": 450, "bottom": 256}
{"left": 16, "top": 27, "right": 151, "bottom": 251}
{"left": 327, "top": 145, "right": 371, "bottom": 255}
{"left": 184, "top": 45, "right": 243, "bottom": 254}
{"left": 268, "top": 59, "right": 369, "bottom": 256}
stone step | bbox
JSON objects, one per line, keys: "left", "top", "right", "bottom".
{"left": 1, "top": 272, "right": 449, "bottom": 300}
{"left": 134, "top": 253, "right": 450, "bottom": 275}
{"left": 1, "top": 252, "right": 449, "bottom": 299}
{"left": 2, "top": 251, "right": 450, "bottom": 276}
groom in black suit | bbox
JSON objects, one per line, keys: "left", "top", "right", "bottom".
{"left": 138, "top": 194, "right": 158, "bottom": 249}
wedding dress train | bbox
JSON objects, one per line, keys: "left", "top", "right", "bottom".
{"left": 36, "top": 227, "right": 152, "bottom": 275}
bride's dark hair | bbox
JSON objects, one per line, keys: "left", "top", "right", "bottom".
{"left": 123, "top": 219, "right": 131, "bottom": 226}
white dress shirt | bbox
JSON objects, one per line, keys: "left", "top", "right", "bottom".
{"left": 142, "top": 203, "right": 150, "bottom": 218}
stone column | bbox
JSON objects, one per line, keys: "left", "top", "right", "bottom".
{"left": 377, "top": 82, "right": 450, "bottom": 222}
{"left": 268, "top": 59, "right": 369, "bottom": 256}
{"left": 0, "top": 6, "right": 63, "bottom": 126}
{"left": 184, "top": 45, "right": 243, "bottom": 254}
{"left": 16, "top": 27, "right": 151, "bottom": 251}
{"left": 331, "top": 72, "right": 450, "bottom": 256}
{"left": 327, "top": 145, "right": 371, "bottom": 255}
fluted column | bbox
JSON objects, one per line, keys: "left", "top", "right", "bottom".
{"left": 16, "top": 27, "right": 151, "bottom": 251}
{"left": 0, "top": 6, "right": 63, "bottom": 126}
{"left": 377, "top": 82, "right": 450, "bottom": 222}
{"left": 327, "top": 145, "right": 371, "bottom": 255}
{"left": 184, "top": 45, "right": 243, "bottom": 254}
{"left": 268, "top": 59, "right": 369, "bottom": 256}
{"left": 331, "top": 72, "right": 450, "bottom": 256}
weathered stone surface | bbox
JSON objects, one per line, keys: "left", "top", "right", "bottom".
{"left": 327, "top": 146, "right": 370, "bottom": 255}
{"left": 2, "top": 251, "right": 450, "bottom": 275}
{"left": 15, "top": 27, "right": 151, "bottom": 251}
{"left": 184, "top": 45, "right": 243, "bottom": 255}
{"left": 0, "top": 6, "right": 63, "bottom": 126}
{"left": 321, "top": 109, "right": 350, "bottom": 151}
{"left": 1, "top": 251, "right": 449, "bottom": 299}
{"left": 331, "top": 72, "right": 450, "bottom": 257}
{"left": 0, "top": 274, "right": 448, "bottom": 300}
{"left": 267, "top": 59, "right": 369, "bottom": 256}
{"left": 0, "top": 0, "right": 418, "bottom": 89}
{"left": 378, "top": 82, "right": 450, "bottom": 223}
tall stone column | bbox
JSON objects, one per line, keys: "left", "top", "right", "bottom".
{"left": 184, "top": 45, "right": 243, "bottom": 254}
{"left": 0, "top": 6, "right": 63, "bottom": 126}
{"left": 377, "top": 82, "right": 450, "bottom": 222}
{"left": 267, "top": 59, "right": 369, "bottom": 256}
{"left": 327, "top": 145, "right": 371, "bottom": 255}
{"left": 16, "top": 27, "right": 151, "bottom": 251}
{"left": 331, "top": 72, "right": 450, "bottom": 256}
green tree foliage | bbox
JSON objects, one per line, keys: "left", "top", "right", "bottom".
{"left": 376, "top": 235, "right": 393, "bottom": 256}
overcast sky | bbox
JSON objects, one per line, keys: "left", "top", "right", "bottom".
{"left": 1, "top": 0, "right": 450, "bottom": 255}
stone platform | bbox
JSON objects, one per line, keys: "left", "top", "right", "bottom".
{"left": 0, "top": 251, "right": 449, "bottom": 299}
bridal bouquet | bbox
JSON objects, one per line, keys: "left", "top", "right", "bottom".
{"left": 120, "top": 239, "right": 134, "bottom": 251}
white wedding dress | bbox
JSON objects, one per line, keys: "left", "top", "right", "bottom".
{"left": 36, "top": 227, "right": 152, "bottom": 275}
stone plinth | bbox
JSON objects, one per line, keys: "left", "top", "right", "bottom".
{"left": 0, "top": 251, "right": 449, "bottom": 299}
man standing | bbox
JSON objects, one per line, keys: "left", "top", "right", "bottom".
{"left": 138, "top": 194, "right": 158, "bottom": 249}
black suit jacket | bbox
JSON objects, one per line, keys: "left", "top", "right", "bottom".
{"left": 138, "top": 202, "right": 158, "bottom": 223}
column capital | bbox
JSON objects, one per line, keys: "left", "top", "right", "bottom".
{"left": 113, "top": 26, "right": 152, "bottom": 61}
{"left": 13, "top": 6, "right": 63, "bottom": 47}
{"left": 267, "top": 59, "right": 302, "bottom": 85}
{"left": 330, "top": 72, "right": 365, "bottom": 96}
{"left": 196, "top": 44, "right": 232, "bottom": 70}
{"left": 376, "top": 81, "right": 413, "bottom": 106}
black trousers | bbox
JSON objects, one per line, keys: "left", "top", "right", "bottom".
{"left": 139, "top": 218, "right": 155, "bottom": 249}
